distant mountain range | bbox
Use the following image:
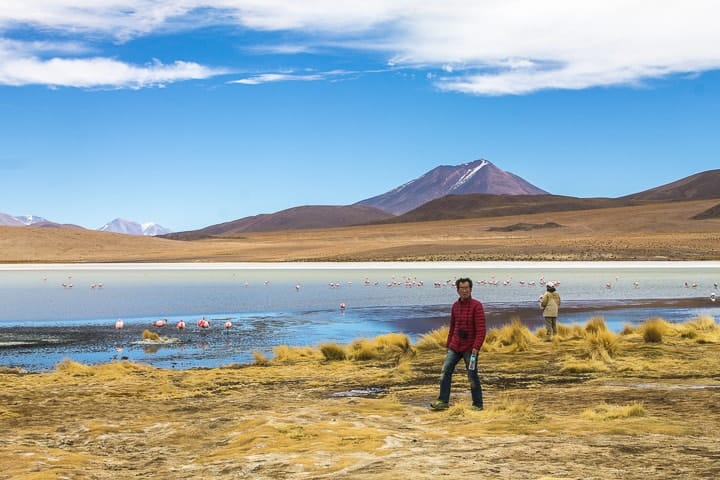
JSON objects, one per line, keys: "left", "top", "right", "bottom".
{"left": 2, "top": 160, "right": 719, "bottom": 237}
{"left": 166, "top": 159, "right": 548, "bottom": 239}
{"left": 98, "top": 219, "right": 172, "bottom": 236}
{"left": 0, "top": 214, "right": 171, "bottom": 236}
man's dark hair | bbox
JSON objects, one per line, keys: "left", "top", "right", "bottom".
{"left": 455, "top": 277, "right": 473, "bottom": 290}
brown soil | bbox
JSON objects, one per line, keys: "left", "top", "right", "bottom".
{"left": 1, "top": 199, "right": 720, "bottom": 263}
{"left": 1, "top": 331, "right": 718, "bottom": 479}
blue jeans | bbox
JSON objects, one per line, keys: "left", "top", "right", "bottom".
{"left": 438, "top": 348, "right": 483, "bottom": 407}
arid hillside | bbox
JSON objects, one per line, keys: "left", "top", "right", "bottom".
{"left": 1, "top": 199, "right": 719, "bottom": 263}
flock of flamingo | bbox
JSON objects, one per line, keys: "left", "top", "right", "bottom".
{"left": 114, "top": 316, "right": 231, "bottom": 331}
{"left": 67, "top": 273, "right": 715, "bottom": 333}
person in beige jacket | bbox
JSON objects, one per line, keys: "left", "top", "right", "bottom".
{"left": 540, "top": 283, "right": 561, "bottom": 341}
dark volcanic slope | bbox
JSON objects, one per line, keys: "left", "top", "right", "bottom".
{"left": 376, "top": 194, "right": 627, "bottom": 223}
{"left": 622, "top": 169, "right": 720, "bottom": 201}
{"left": 165, "top": 205, "right": 394, "bottom": 239}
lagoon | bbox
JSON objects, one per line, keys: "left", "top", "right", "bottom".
{"left": 1, "top": 262, "right": 718, "bottom": 371}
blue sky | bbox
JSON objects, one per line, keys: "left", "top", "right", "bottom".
{"left": 1, "top": 1, "right": 718, "bottom": 232}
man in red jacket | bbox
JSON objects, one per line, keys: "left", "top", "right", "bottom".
{"left": 429, "top": 277, "right": 487, "bottom": 411}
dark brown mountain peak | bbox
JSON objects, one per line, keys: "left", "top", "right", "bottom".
{"left": 622, "top": 169, "right": 720, "bottom": 201}
{"left": 355, "top": 159, "right": 548, "bottom": 215}
{"left": 165, "top": 205, "right": 393, "bottom": 239}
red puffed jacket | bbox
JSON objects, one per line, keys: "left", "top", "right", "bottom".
{"left": 447, "top": 296, "right": 486, "bottom": 353}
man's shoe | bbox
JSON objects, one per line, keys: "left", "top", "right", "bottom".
{"left": 470, "top": 405, "right": 484, "bottom": 411}
{"left": 429, "top": 400, "right": 449, "bottom": 410}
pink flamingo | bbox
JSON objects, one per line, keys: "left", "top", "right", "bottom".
{"left": 224, "top": 320, "right": 232, "bottom": 330}
{"left": 197, "top": 317, "right": 210, "bottom": 329}
{"left": 152, "top": 318, "right": 168, "bottom": 327}
{"left": 115, "top": 319, "right": 124, "bottom": 330}
{"left": 176, "top": 320, "right": 186, "bottom": 330}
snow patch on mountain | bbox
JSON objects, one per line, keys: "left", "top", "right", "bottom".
{"left": 452, "top": 160, "right": 488, "bottom": 191}
{"left": 98, "top": 218, "right": 172, "bottom": 236}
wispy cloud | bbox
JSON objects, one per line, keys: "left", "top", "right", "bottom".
{"left": 0, "top": 43, "right": 227, "bottom": 88}
{"left": 1, "top": 1, "right": 719, "bottom": 94}
{"left": 230, "top": 69, "right": 364, "bottom": 85}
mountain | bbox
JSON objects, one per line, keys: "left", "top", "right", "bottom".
{"left": 0, "top": 213, "right": 81, "bottom": 229}
{"left": 14, "top": 215, "right": 49, "bottom": 225}
{"left": 0, "top": 213, "right": 25, "bottom": 227}
{"left": 379, "top": 194, "right": 627, "bottom": 223}
{"left": 622, "top": 169, "right": 720, "bottom": 201}
{"left": 98, "top": 218, "right": 172, "bottom": 236}
{"left": 165, "top": 205, "right": 393, "bottom": 240}
{"left": 354, "top": 159, "right": 548, "bottom": 215}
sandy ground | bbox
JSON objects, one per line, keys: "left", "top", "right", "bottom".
{"left": 1, "top": 199, "right": 720, "bottom": 263}
{"left": 1, "top": 326, "right": 719, "bottom": 479}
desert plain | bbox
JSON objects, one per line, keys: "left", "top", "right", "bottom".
{"left": 1, "top": 198, "right": 719, "bottom": 263}
{"left": 1, "top": 198, "right": 719, "bottom": 479}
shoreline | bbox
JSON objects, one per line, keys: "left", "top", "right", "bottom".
{"left": 2, "top": 296, "right": 717, "bottom": 373}
{"left": 2, "top": 260, "right": 720, "bottom": 271}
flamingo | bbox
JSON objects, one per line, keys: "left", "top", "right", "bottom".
{"left": 115, "top": 319, "right": 124, "bottom": 330}
{"left": 197, "top": 317, "right": 210, "bottom": 329}
{"left": 339, "top": 303, "right": 346, "bottom": 311}
{"left": 224, "top": 320, "right": 232, "bottom": 330}
{"left": 152, "top": 318, "right": 168, "bottom": 327}
{"left": 176, "top": 320, "right": 186, "bottom": 330}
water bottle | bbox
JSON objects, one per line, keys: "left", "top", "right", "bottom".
{"left": 468, "top": 353, "right": 477, "bottom": 370}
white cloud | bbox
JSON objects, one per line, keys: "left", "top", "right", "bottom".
{"left": 230, "top": 69, "right": 354, "bottom": 85}
{"left": 0, "top": 46, "right": 226, "bottom": 88}
{"left": 1, "top": 0, "right": 719, "bottom": 94}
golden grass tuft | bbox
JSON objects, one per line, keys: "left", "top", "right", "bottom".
{"left": 486, "top": 318, "right": 537, "bottom": 352}
{"left": 319, "top": 342, "right": 347, "bottom": 361}
{"left": 558, "top": 323, "right": 584, "bottom": 339}
{"left": 348, "top": 338, "right": 379, "bottom": 361}
{"left": 581, "top": 402, "right": 646, "bottom": 421}
{"left": 685, "top": 315, "right": 717, "bottom": 331}
{"left": 640, "top": 317, "right": 676, "bottom": 343}
{"left": 584, "top": 316, "right": 608, "bottom": 334}
{"left": 272, "top": 345, "right": 323, "bottom": 363}
{"left": 560, "top": 355, "right": 610, "bottom": 373}
{"left": 415, "top": 326, "right": 449, "bottom": 351}
{"left": 373, "top": 332, "right": 412, "bottom": 354}
{"left": 584, "top": 329, "right": 620, "bottom": 361}
{"left": 55, "top": 359, "right": 95, "bottom": 376}
{"left": 252, "top": 351, "right": 270, "bottom": 365}
{"left": 620, "top": 323, "right": 636, "bottom": 336}
{"left": 142, "top": 329, "right": 160, "bottom": 341}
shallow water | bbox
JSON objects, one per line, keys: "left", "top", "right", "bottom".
{"left": 1, "top": 262, "right": 718, "bottom": 371}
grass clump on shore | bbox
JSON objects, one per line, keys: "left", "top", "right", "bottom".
{"left": 142, "top": 329, "right": 160, "bottom": 341}
{"left": 320, "top": 342, "right": 347, "bottom": 361}
{"left": 415, "top": 326, "right": 449, "bottom": 351}
{"left": 485, "top": 318, "right": 537, "bottom": 352}
{"left": 584, "top": 316, "right": 608, "bottom": 334}
{"left": 640, "top": 317, "right": 675, "bottom": 343}
{"left": 584, "top": 329, "right": 620, "bottom": 362}
{"left": 581, "top": 402, "right": 646, "bottom": 421}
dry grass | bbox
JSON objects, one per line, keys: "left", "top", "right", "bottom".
{"left": 1, "top": 317, "right": 720, "bottom": 479}
{"left": 141, "top": 329, "right": 160, "bottom": 341}
{"left": 584, "top": 329, "right": 621, "bottom": 362}
{"left": 2, "top": 198, "right": 720, "bottom": 262}
{"left": 581, "top": 402, "right": 647, "bottom": 421}
{"left": 485, "top": 318, "right": 538, "bottom": 352}
{"left": 415, "top": 326, "right": 449, "bottom": 351}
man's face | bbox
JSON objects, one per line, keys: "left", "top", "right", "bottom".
{"left": 457, "top": 282, "right": 472, "bottom": 300}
